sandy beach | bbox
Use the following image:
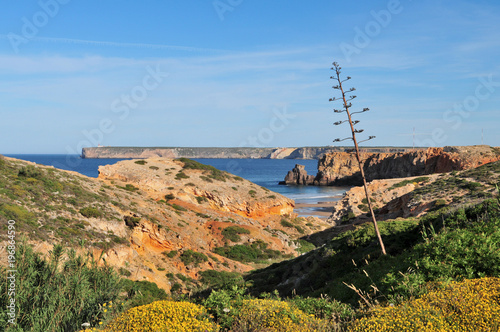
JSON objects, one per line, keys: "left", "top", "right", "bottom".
{"left": 294, "top": 201, "right": 338, "bottom": 219}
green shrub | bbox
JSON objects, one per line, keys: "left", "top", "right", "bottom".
{"left": 148, "top": 166, "right": 159, "bottom": 170}
{"left": 164, "top": 193, "right": 175, "bottom": 201}
{"left": 175, "top": 172, "right": 190, "bottom": 180}
{"left": 465, "top": 181, "right": 482, "bottom": 191}
{"left": 119, "top": 267, "right": 132, "bottom": 277}
{"left": 18, "top": 165, "right": 42, "bottom": 179}
{"left": 221, "top": 226, "right": 251, "bottom": 242}
{"left": 134, "top": 160, "right": 147, "bottom": 165}
{"left": 434, "top": 199, "right": 447, "bottom": 207}
{"left": 163, "top": 250, "right": 178, "bottom": 258}
{"left": 248, "top": 190, "right": 257, "bottom": 197}
{"left": 175, "top": 158, "right": 228, "bottom": 182}
{"left": 214, "top": 240, "right": 286, "bottom": 263}
{"left": 199, "top": 270, "right": 244, "bottom": 290}
{"left": 171, "top": 204, "right": 187, "bottom": 212}
{"left": 79, "top": 207, "right": 102, "bottom": 218}
{"left": 203, "top": 286, "right": 245, "bottom": 330}
{"left": 294, "top": 239, "right": 316, "bottom": 254}
{"left": 196, "top": 196, "right": 208, "bottom": 204}
{"left": 280, "top": 219, "right": 294, "bottom": 228}
{"left": 179, "top": 249, "right": 208, "bottom": 267}
{"left": 200, "top": 176, "right": 214, "bottom": 183}
{"left": 390, "top": 176, "right": 429, "bottom": 189}
{"left": 124, "top": 215, "right": 141, "bottom": 228}
{"left": 120, "top": 279, "right": 169, "bottom": 308}
{"left": 0, "top": 204, "right": 34, "bottom": 222}
{"left": 123, "top": 184, "right": 139, "bottom": 192}
{"left": 290, "top": 296, "right": 354, "bottom": 321}
{"left": 0, "top": 243, "right": 122, "bottom": 332}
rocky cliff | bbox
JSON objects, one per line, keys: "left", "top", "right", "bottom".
{"left": 325, "top": 158, "right": 500, "bottom": 227}
{"left": 82, "top": 146, "right": 415, "bottom": 160}
{"left": 283, "top": 146, "right": 500, "bottom": 186}
{"left": 0, "top": 156, "right": 330, "bottom": 293}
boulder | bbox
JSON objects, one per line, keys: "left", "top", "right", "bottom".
{"left": 282, "top": 164, "right": 315, "bottom": 185}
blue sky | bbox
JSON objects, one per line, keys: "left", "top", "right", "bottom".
{"left": 1, "top": 0, "right": 499, "bottom": 154}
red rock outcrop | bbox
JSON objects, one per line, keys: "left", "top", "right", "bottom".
{"left": 315, "top": 145, "right": 500, "bottom": 186}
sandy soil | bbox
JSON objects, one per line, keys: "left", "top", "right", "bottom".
{"left": 294, "top": 201, "right": 337, "bottom": 219}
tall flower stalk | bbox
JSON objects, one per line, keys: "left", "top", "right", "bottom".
{"left": 329, "top": 62, "right": 387, "bottom": 255}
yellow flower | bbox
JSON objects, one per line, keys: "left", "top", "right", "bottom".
{"left": 102, "top": 300, "right": 216, "bottom": 332}
{"left": 348, "top": 277, "right": 500, "bottom": 332}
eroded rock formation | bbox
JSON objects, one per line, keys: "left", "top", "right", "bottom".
{"left": 282, "top": 164, "right": 316, "bottom": 185}
{"left": 283, "top": 146, "right": 500, "bottom": 186}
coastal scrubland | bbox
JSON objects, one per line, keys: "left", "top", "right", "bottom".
{"left": 1, "top": 154, "right": 500, "bottom": 331}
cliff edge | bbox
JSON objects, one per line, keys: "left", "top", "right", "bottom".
{"left": 283, "top": 146, "right": 500, "bottom": 186}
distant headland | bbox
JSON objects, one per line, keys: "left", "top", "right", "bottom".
{"left": 81, "top": 146, "right": 417, "bottom": 160}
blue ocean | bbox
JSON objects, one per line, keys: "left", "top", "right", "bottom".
{"left": 5, "top": 155, "right": 346, "bottom": 218}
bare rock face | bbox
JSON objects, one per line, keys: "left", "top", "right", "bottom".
{"left": 282, "top": 164, "right": 316, "bottom": 185}
{"left": 315, "top": 146, "right": 500, "bottom": 186}
{"left": 98, "top": 158, "right": 295, "bottom": 218}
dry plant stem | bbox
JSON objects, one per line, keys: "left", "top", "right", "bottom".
{"left": 334, "top": 66, "right": 387, "bottom": 255}
{"left": 343, "top": 282, "right": 373, "bottom": 308}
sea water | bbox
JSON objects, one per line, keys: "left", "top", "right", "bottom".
{"left": 5, "top": 155, "right": 347, "bottom": 218}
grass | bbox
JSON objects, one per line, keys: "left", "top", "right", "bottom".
{"left": 247, "top": 197, "right": 500, "bottom": 307}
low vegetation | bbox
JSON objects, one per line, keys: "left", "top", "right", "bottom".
{"left": 0, "top": 158, "right": 120, "bottom": 245}
{"left": 214, "top": 240, "right": 292, "bottom": 263}
{"left": 179, "top": 249, "right": 209, "bottom": 267}
{"left": 221, "top": 226, "right": 250, "bottom": 242}
{"left": 349, "top": 277, "right": 500, "bottom": 331}
{"left": 389, "top": 176, "right": 429, "bottom": 190}
{"left": 3, "top": 155, "right": 500, "bottom": 331}
{"left": 176, "top": 157, "right": 230, "bottom": 182}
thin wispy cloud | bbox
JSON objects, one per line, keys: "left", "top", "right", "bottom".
{"left": 0, "top": 35, "right": 232, "bottom": 54}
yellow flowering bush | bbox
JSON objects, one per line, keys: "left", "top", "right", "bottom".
{"left": 232, "top": 299, "right": 331, "bottom": 332}
{"left": 349, "top": 277, "right": 500, "bottom": 331}
{"left": 101, "top": 300, "right": 217, "bottom": 332}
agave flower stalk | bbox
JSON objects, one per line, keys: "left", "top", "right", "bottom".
{"left": 330, "top": 62, "right": 387, "bottom": 255}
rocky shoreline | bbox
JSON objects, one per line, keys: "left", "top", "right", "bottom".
{"left": 282, "top": 145, "right": 500, "bottom": 186}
